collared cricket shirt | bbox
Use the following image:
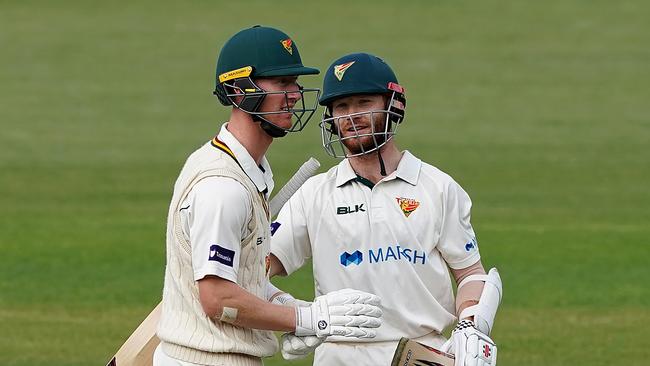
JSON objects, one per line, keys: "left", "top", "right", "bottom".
{"left": 180, "top": 123, "right": 274, "bottom": 283}
{"left": 271, "top": 151, "right": 481, "bottom": 343}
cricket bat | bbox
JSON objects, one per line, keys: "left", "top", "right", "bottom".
{"left": 106, "top": 158, "right": 320, "bottom": 366}
{"left": 391, "top": 337, "right": 455, "bottom": 366}
{"left": 106, "top": 303, "right": 161, "bottom": 366}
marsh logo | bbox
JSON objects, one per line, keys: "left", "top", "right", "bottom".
{"left": 340, "top": 250, "right": 363, "bottom": 266}
{"left": 465, "top": 237, "right": 478, "bottom": 252}
{"left": 369, "top": 245, "right": 426, "bottom": 265}
{"left": 340, "top": 245, "right": 426, "bottom": 267}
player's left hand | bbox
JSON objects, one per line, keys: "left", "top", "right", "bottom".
{"left": 440, "top": 319, "right": 497, "bottom": 366}
{"left": 280, "top": 333, "right": 324, "bottom": 360}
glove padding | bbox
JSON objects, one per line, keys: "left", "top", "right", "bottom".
{"left": 441, "top": 319, "right": 497, "bottom": 366}
{"left": 295, "top": 288, "right": 382, "bottom": 338}
{"left": 271, "top": 291, "right": 325, "bottom": 360}
{"left": 281, "top": 333, "right": 324, "bottom": 360}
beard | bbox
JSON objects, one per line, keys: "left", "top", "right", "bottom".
{"left": 339, "top": 117, "right": 389, "bottom": 155}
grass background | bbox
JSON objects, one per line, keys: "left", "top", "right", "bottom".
{"left": 1, "top": 0, "right": 649, "bottom": 365}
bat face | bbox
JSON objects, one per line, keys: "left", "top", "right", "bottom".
{"left": 106, "top": 303, "right": 162, "bottom": 366}
{"left": 391, "top": 338, "right": 454, "bottom": 366}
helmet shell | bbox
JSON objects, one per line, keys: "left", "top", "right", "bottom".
{"left": 216, "top": 25, "right": 319, "bottom": 84}
{"left": 319, "top": 52, "right": 398, "bottom": 106}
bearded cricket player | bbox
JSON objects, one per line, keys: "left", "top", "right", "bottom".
{"left": 269, "top": 53, "right": 503, "bottom": 366}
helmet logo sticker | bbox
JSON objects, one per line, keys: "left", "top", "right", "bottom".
{"left": 333, "top": 61, "right": 355, "bottom": 81}
{"left": 396, "top": 197, "right": 420, "bottom": 217}
{"left": 218, "top": 66, "right": 253, "bottom": 83}
{"left": 281, "top": 39, "right": 293, "bottom": 55}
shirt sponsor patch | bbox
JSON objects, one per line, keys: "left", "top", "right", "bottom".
{"left": 209, "top": 244, "right": 235, "bottom": 267}
{"left": 339, "top": 245, "right": 425, "bottom": 267}
{"left": 340, "top": 250, "right": 363, "bottom": 266}
{"left": 465, "top": 237, "right": 478, "bottom": 252}
{"left": 270, "top": 221, "right": 281, "bottom": 236}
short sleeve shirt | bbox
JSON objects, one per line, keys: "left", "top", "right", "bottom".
{"left": 181, "top": 123, "right": 274, "bottom": 282}
{"left": 271, "top": 151, "right": 480, "bottom": 341}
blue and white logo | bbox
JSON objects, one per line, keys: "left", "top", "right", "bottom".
{"left": 369, "top": 245, "right": 426, "bottom": 265}
{"left": 270, "top": 221, "right": 281, "bottom": 236}
{"left": 465, "top": 237, "right": 478, "bottom": 252}
{"left": 209, "top": 244, "right": 235, "bottom": 267}
{"left": 340, "top": 250, "right": 363, "bottom": 266}
{"left": 340, "top": 245, "right": 426, "bottom": 267}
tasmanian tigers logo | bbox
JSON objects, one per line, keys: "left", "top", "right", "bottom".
{"left": 396, "top": 197, "right": 420, "bottom": 217}
{"left": 281, "top": 39, "right": 293, "bottom": 54}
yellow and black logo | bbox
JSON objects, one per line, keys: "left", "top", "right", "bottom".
{"left": 218, "top": 66, "right": 253, "bottom": 83}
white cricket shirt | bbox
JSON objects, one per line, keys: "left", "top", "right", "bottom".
{"left": 271, "top": 151, "right": 480, "bottom": 343}
{"left": 181, "top": 123, "right": 274, "bottom": 283}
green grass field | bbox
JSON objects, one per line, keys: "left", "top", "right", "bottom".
{"left": 1, "top": 1, "right": 649, "bottom": 365}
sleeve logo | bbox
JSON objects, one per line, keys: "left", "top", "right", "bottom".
{"left": 209, "top": 244, "right": 235, "bottom": 267}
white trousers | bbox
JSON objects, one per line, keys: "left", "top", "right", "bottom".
{"left": 314, "top": 333, "right": 447, "bottom": 366}
{"left": 153, "top": 344, "right": 262, "bottom": 366}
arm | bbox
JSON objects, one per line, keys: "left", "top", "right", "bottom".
{"left": 269, "top": 253, "right": 287, "bottom": 277}
{"left": 198, "top": 276, "right": 295, "bottom": 331}
{"left": 450, "top": 260, "right": 486, "bottom": 318}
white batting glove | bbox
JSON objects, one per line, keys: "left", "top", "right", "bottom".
{"left": 295, "top": 288, "right": 382, "bottom": 338}
{"left": 268, "top": 286, "right": 325, "bottom": 359}
{"left": 441, "top": 319, "right": 497, "bottom": 366}
{"left": 280, "top": 333, "right": 324, "bottom": 360}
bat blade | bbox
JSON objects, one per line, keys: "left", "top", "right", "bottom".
{"left": 106, "top": 303, "right": 162, "bottom": 366}
{"left": 391, "top": 337, "right": 455, "bottom": 366}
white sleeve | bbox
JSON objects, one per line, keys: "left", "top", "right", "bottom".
{"left": 182, "top": 176, "right": 251, "bottom": 282}
{"left": 437, "top": 180, "right": 481, "bottom": 269}
{"left": 270, "top": 187, "right": 312, "bottom": 275}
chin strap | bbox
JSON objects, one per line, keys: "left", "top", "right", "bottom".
{"left": 377, "top": 150, "right": 387, "bottom": 176}
{"left": 253, "top": 115, "right": 288, "bottom": 138}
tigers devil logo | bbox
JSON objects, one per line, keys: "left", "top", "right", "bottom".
{"left": 396, "top": 197, "right": 420, "bottom": 217}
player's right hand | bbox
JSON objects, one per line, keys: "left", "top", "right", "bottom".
{"left": 280, "top": 333, "right": 324, "bottom": 360}
{"left": 294, "top": 288, "right": 382, "bottom": 338}
{"left": 440, "top": 319, "right": 497, "bottom": 366}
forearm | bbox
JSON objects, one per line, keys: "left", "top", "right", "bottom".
{"left": 198, "top": 276, "right": 295, "bottom": 331}
{"left": 268, "top": 253, "right": 288, "bottom": 277}
{"left": 451, "top": 261, "right": 486, "bottom": 317}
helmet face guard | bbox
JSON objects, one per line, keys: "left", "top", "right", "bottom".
{"left": 320, "top": 84, "right": 406, "bottom": 158}
{"left": 217, "top": 76, "right": 321, "bottom": 135}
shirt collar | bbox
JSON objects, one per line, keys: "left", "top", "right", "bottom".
{"left": 217, "top": 123, "right": 274, "bottom": 195}
{"left": 335, "top": 150, "right": 421, "bottom": 187}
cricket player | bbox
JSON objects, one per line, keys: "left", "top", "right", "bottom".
{"left": 269, "top": 53, "right": 503, "bottom": 365}
{"left": 155, "top": 29, "right": 383, "bottom": 366}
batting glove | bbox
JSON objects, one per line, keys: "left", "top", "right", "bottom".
{"left": 441, "top": 319, "right": 497, "bottom": 366}
{"left": 295, "top": 288, "right": 382, "bottom": 338}
{"left": 280, "top": 333, "right": 324, "bottom": 360}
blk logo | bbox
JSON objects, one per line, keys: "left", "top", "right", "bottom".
{"left": 340, "top": 250, "right": 363, "bottom": 266}
{"left": 337, "top": 204, "right": 365, "bottom": 215}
